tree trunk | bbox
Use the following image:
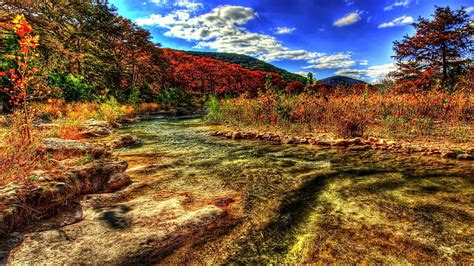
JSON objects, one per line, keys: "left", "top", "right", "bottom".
{"left": 441, "top": 43, "right": 447, "bottom": 89}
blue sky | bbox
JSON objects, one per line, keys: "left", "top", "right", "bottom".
{"left": 109, "top": 0, "right": 473, "bottom": 82}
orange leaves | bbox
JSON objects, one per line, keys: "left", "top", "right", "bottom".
{"left": 12, "top": 14, "right": 32, "bottom": 37}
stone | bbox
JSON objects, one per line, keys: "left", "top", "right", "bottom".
{"left": 225, "top": 131, "right": 233, "bottom": 138}
{"left": 315, "top": 140, "right": 332, "bottom": 146}
{"left": 41, "top": 138, "right": 110, "bottom": 158}
{"left": 110, "top": 134, "right": 140, "bottom": 149}
{"left": 7, "top": 196, "right": 230, "bottom": 265}
{"left": 442, "top": 151, "right": 457, "bottom": 159}
{"left": 332, "top": 139, "right": 349, "bottom": 147}
{"left": 456, "top": 154, "right": 473, "bottom": 160}
{"left": 232, "top": 131, "right": 242, "bottom": 140}
{"left": 347, "top": 138, "right": 362, "bottom": 145}
{"left": 367, "top": 137, "right": 378, "bottom": 143}
{"left": 81, "top": 120, "right": 113, "bottom": 138}
{"left": 282, "top": 136, "right": 299, "bottom": 144}
{"left": 105, "top": 173, "right": 132, "bottom": 192}
{"left": 348, "top": 145, "right": 370, "bottom": 151}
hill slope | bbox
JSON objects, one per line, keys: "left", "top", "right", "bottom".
{"left": 184, "top": 51, "right": 306, "bottom": 83}
{"left": 318, "top": 75, "right": 367, "bottom": 86}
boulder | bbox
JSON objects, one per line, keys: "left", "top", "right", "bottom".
{"left": 442, "top": 151, "right": 457, "bottom": 159}
{"left": 81, "top": 120, "right": 113, "bottom": 138}
{"left": 231, "top": 131, "right": 242, "bottom": 140}
{"left": 7, "top": 196, "right": 229, "bottom": 265}
{"left": 41, "top": 138, "right": 110, "bottom": 158}
{"left": 109, "top": 134, "right": 140, "bottom": 149}
{"left": 456, "top": 154, "right": 473, "bottom": 160}
{"left": 332, "top": 139, "right": 349, "bottom": 147}
{"left": 282, "top": 136, "right": 299, "bottom": 144}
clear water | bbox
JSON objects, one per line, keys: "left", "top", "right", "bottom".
{"left": 115, "top": 117, "right": 474, "bottom": 264}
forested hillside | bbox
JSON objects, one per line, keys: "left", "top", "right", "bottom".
{"left": 185, "top": 51, "right": 307, "bottom": 84}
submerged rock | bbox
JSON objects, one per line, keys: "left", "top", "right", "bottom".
{"left": 8, "top": 196, "right": 229, "bottom": 265}
{"left": 109, "top": 134, "right": 140, "bottom": 149}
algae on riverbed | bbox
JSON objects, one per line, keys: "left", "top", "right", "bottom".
{"left": 6, "top": 117, "right": 472, "bottom": 264}
{"left": 114, "top": 118, "right": 473, "bottom": 264}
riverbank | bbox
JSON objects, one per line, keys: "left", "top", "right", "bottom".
{"left": 209, "top": 125, "right": 473, "bottom": 160}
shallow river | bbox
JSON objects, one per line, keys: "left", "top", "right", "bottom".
{"left": 112, "top": 117, "right": 473, "bottom": 264}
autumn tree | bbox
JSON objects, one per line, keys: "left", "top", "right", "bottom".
{"left": 1, "top": 15, "right": 48, "bottom": 142}
{"left": 392, "top": 6, "right": 473, "bottom": 91}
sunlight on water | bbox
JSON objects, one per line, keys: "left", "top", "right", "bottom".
{"left": 114, "top": 117, "right": 474, "bottom": 263}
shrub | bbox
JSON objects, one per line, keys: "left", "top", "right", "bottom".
{"left": 97, "top": 97, "right": 125, "bottom": 123}
{"left": 205, "top": 95, "right": 222, "bottom": 124}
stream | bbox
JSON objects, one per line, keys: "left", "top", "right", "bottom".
{"left": 5, "top": 117, "right": 474, "bottom": 264}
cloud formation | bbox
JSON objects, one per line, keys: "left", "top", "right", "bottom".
{"left": 274, "top": 27, "right": 296, "bottom": 34}
{"left": 384, "top": 0, "right": 413, "bottom": 11}
{"left": 335, "top": 63, "right": 396, "bottom": 81}
{"left": 378, "top": 15, "right": 414, "bottom": 28}
{"left": 333, "top": 12, "right": 361, "bottom": 27}
{"left": 303, "top": 53, "right": 356, "bottom": 69}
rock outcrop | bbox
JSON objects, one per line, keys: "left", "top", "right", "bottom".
{"left": 41, "top": 138, "right": 110, "bottom": 158}
{"left": 0, "top": 159, "right": 130, "bottom": 235}
{"left": 7, "top": 195, "right": 229, "bottom": 265}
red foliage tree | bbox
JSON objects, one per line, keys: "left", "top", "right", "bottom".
{"left": 163, "top": 49, "right": 284, "bottom": 97}
{"left": 285, "top": 81, "right": 305, "bottom": 94}
{"left": 392, "top": 6, "right": 473, "bottom": 91}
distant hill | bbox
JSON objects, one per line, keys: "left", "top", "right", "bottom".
{"left": 318, "top": 76, "right": 367, "bottom": 86}
{"left": 184, "top": 51, "right": 307, "bottom": 83}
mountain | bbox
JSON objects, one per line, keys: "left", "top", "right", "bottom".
{"left": 318, "top": 76, "right": 367, "bottom": 86}
{"left": 184, "top": 51, "right": 307, "bottom": 83}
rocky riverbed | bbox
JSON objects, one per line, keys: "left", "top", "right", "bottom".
{"left": 2, "top": 117, "right": 473, "bottom": 264}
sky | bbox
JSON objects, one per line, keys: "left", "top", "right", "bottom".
{"left": 109, "top": 0, "right": 473, "bottom": 83}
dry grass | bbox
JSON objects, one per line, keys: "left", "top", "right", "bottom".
{"left": 212, "top": 90, "right": 473, "bottom": 141}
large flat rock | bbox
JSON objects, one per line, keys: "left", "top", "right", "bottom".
{"left": 8, "top": 195, "right": 228, "bottom": 265}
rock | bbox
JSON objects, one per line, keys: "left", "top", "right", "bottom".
{"left": 41, "top": 138, "right": 110, "bottom": 158}
{"left": 315, "top": 140, "right": 332, "bottom": 146}
{"left": 466, "top": 147, "right": 474, "bottom": 154}
{"left": 110, "top": 134, "right": 140, "bottom": 149}
{"left": 299, "top": 138, "right": 309, "bottom": 144}
{"left": 0, "top": 159, "right": 129, "bottom": 234}
{"left": 7, "top": 196, "right": 229, "bottom": 265}
{"left": 105, "top": 173, "right": 132, "bottom": 192}
{"left": 332, "top": 139, "right": 349, "bottom": 147}
{"left": 347, "top": 138, "right": 362, "bottom": 145}
{"left": 456, "top": 154, "right": 473, "bottom": 160}
{"left": 81, "top": 120, "right": 113, "bottom": 138}
{"left": 367, "top": 137, "right": 378, "bottom": 143}
{"left": 348, "top": 145, "right": 370, "bottom": 151}
{"left": 282, "top": 136, "right": 299, "bottom": 144}
{"left": 232, "top": 131, "right": 242, "bottom": 140}
{"left": 225, "top": 131, "right": 233, "bottom": 138}
{"left": 442, "top": 151, "right": 457, "bottom": 159}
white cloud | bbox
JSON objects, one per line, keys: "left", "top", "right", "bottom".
{"left": 359, "top": 60, "right": 368, "bottom": 65}
{"left": 333, "top": 12, "right": 361, "bottom": 27}
{"left": 303, "top": 53, "right": 356, "bottom": 69}
{"left": 335, "top": 63, "right": 396, "bottom": 81}
{"left": 174, "top": 0, "right": 203, "bottom": 11}
{"left": 260, "top": 50, "right": 322, "bottom": 62}
{"left": 274, "top": 27, "right": 296, "bottom": 35}
{"left": 295, "top": 71, "right": 311, "bottom": 77}
{"left": 135, "top": 4, "right": 364, "bottom": 67}
{"left": 378, "top": 15, "right": 414, "bottom": 28}
{"left": 384, "top": 0, "right": 413, "bottom": 11}
{"left": 465, "top": 6, "right": 474, "bottom": 14}
{"left": 345, "top": 0, "right": 355, "bottom": 6}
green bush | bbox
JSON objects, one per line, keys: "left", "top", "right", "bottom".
{"left": 157, "top": 87, "right": 192, "bottom": 107}
{"left": 205, "top": 95, "right": 222, "bottom": 124}
{"left": 49, "top": 73, "right": 93, "bottom": 102}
